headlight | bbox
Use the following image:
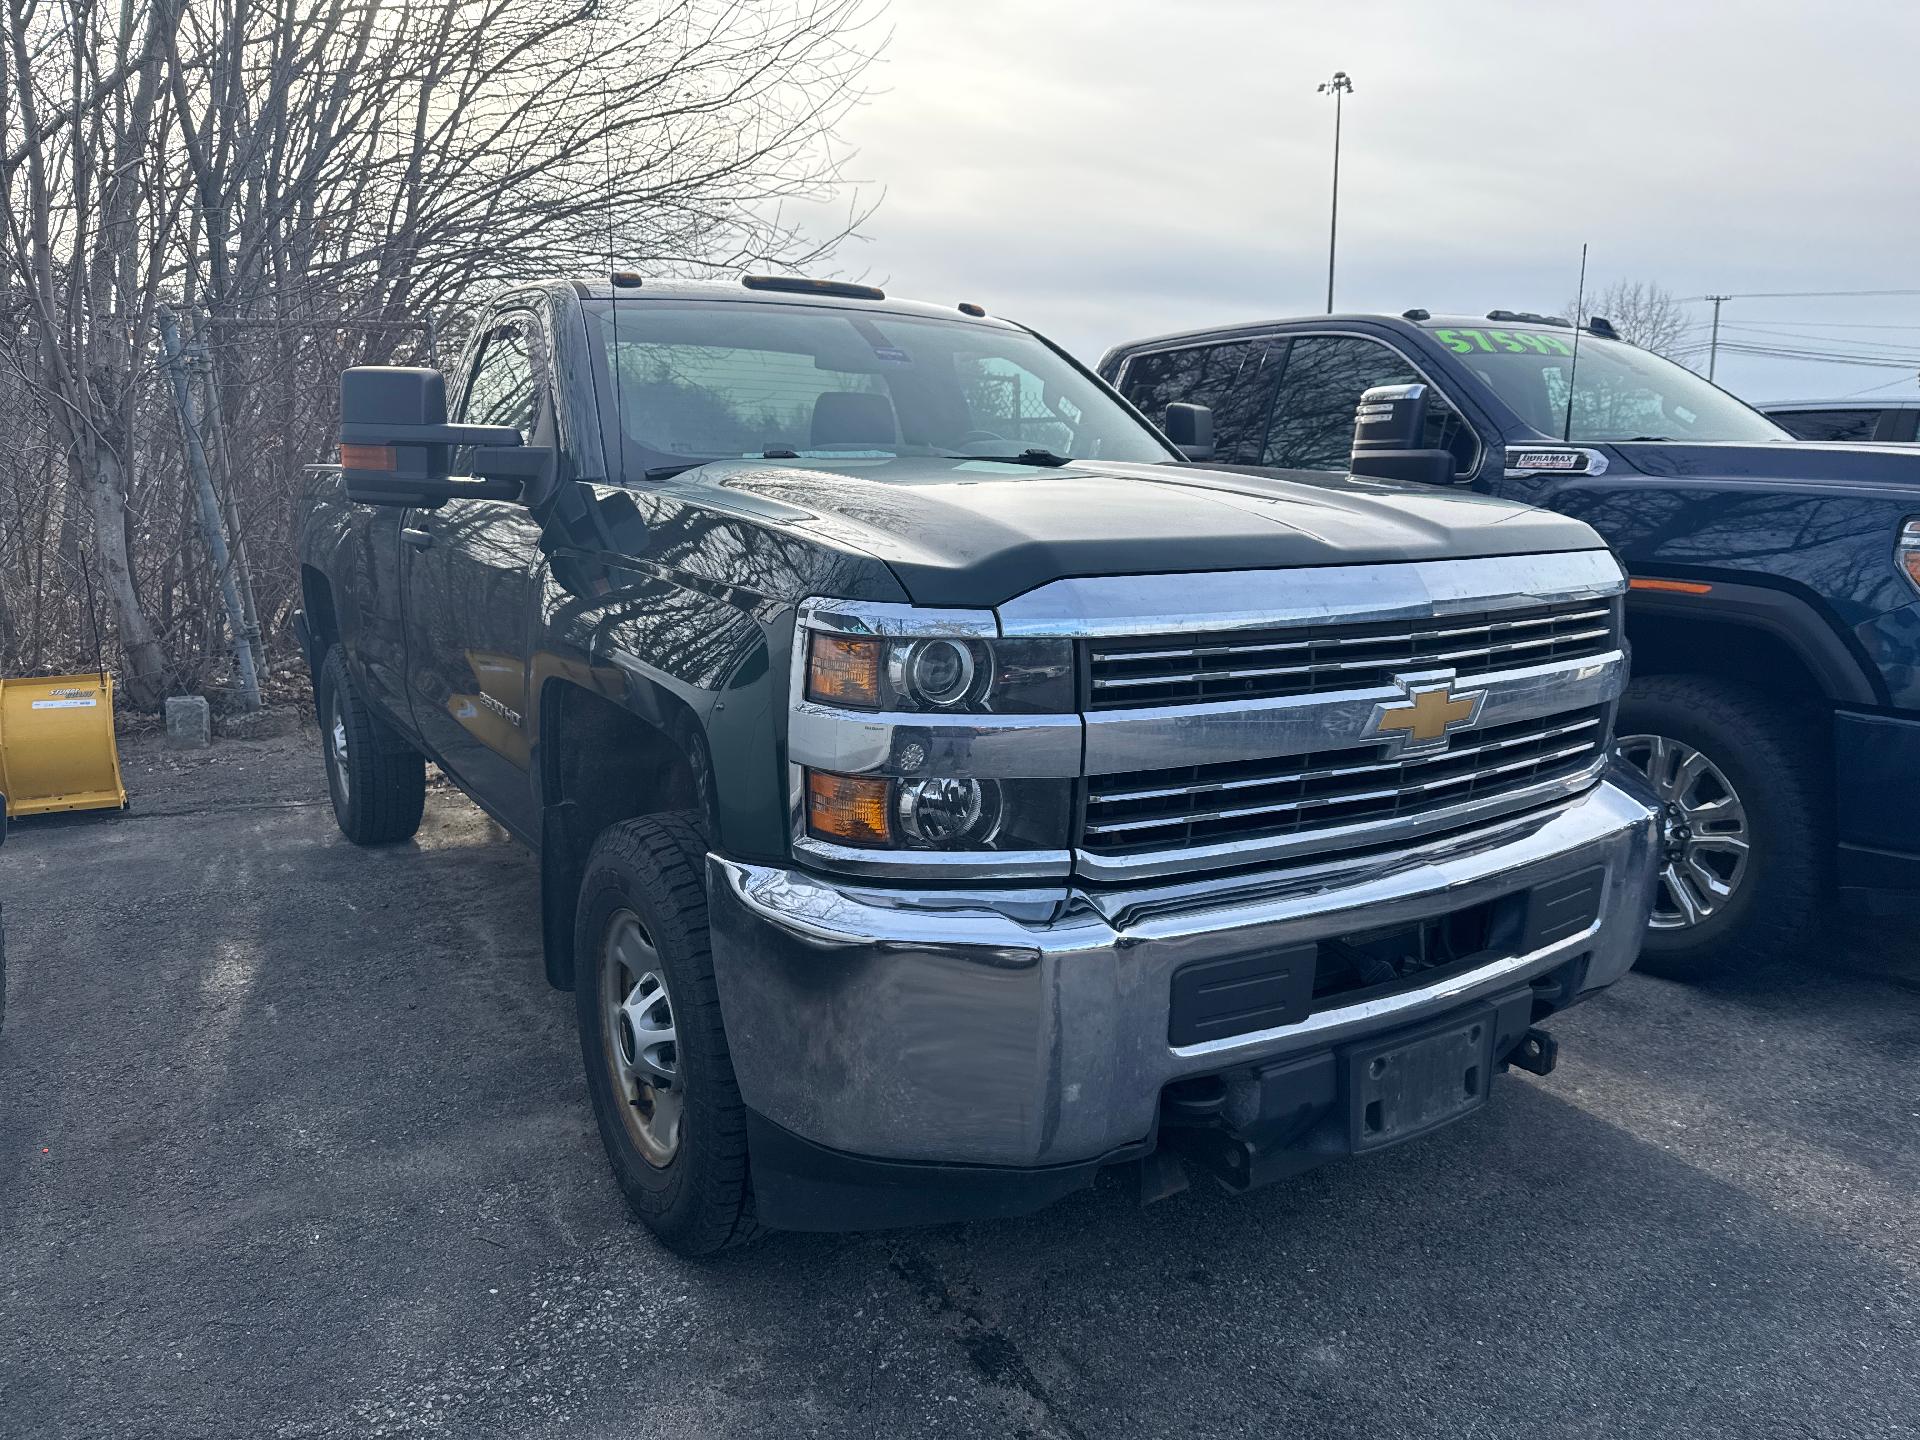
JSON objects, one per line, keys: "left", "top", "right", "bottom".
{"left": 804, "top": 632, "right": 1073, "bottom": 714}
{"left": 793, "top": 598, "right": 1078, "bottom": 877}
{"left": 1900, "top": 519, "right": 1920, "bottom": 596}
{"left": 804, "top": 768, "right": 1071, "bottom": 855}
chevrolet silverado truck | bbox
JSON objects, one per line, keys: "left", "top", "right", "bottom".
{"left": 294, "top": 277, "right": 1659, "bottom": 1254}
{"left": 1104, "top": 312, "right": 1920, "bottom": 978}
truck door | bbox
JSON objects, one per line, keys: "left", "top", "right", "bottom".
{"left": 1113, "top": 339, "right": 1279, "bottom": 464}
{"left": 399, "top": 310, "right": 550, "bottom": 841}
{"left": 1256, "top": 334, "right": 1483, "bottom": 479}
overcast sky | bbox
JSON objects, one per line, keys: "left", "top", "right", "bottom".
{"left": 800, "top": 0, "right": 1920, "bottom": 405}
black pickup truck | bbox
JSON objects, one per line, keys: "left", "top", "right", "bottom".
{"left": 295, "top": 277, "right": 1659, "bottom": 1253}
{"left": 1103, "top": 313, "right": 1920, "bottom": 977}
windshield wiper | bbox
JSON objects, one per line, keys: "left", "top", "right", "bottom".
{"left": 1622, "top": 435, "right": 1674, "bottom": 443}
{"left": 645, "top": 462, "right": 708, "bottom": 480}
{"left": 946, "top": 448, "right": 1072, "bottom": 467}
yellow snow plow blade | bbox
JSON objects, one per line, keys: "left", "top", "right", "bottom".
{"left": 0, "top": 672, "right": 128, "bottom": 820}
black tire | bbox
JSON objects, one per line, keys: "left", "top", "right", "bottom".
{"left": 1616, "top": 674, "right": 1829, "bottom": 981}
{"left": 574, "top": 813, "right": 760, "bottom": 1256}
{"left": 317, "top": 646, "right": 426, "bottom": 846}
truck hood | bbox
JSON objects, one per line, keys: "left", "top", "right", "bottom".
{"left": 669, "top": 457, "right": 1606, "bottom": 607}
{"left": 1611, "top": 440, "right": 1920, "bottom": 496}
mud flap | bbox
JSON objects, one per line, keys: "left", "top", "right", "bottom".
{"left": 541, "top": 799, "right": 590, "bottom": 990}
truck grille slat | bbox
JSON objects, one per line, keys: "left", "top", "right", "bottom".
{"left": 1091, "top": 715, "right": 1603, "bottom": 805}
{"left": 1082, "top": 707, "right": 1611, "bottom": 857}
{"left": 1088, "top": 601, "right": 1617, "bottom": 709}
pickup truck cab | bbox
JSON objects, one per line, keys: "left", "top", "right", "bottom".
{"left": 296, "top": 278, "right": 1658, "bottom": 1253}
{"left": 1103, "top": 313, "right": 1920, "bottom": 977}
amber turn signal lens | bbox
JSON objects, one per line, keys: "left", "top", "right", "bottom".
{"left": 806, "top": 769, "right": 892, "bottom": 845}
{"left": 1628, "top": 577, "right": 1712, "bottom": 595}
{"left": 339, "top": 442, "right": 396, "bottom": 471}
{"left": 807, "top": 633, "right": 882, "bottom": 707}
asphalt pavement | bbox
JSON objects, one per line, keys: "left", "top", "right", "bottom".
{"left": 2, "top": 728, "right": 1916, "bottom": 1439}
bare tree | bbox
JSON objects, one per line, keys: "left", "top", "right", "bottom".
{"left": 1564, "top": 279, "right": 1694, "bottom": 359}
{"left": 0, "top": 0, "right": 883, "bottom": 706}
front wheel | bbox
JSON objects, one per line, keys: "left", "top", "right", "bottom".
{"left": 574, "top": 814, "right": 759, "bottom": 1256}
{"left": 1615, "top": 674, "right": 1828, "bottom": 980}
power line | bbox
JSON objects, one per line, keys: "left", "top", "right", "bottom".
{"left": 1720, "top": 318, "right": 1920, "bottom": 331}
{"left": 1713, "top": 322, "right": 1920, "bottom": 357}
{"left": 1681, "top": 288, "right": 1920, "bottom": 301}
{"left": 1839, "top": 374, "right": 1920, "bottom": 399}
{"left": 1695, "top": 341, "right": 1920, "bottom": 370}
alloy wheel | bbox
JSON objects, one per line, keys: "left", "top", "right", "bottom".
{"left": 1616, "top": 733, "right": 1752, "bottom": 931}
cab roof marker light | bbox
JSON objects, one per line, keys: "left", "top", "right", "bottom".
{"left": 1629, "top": 578, "right": 1713, "bottom": 595}
{"left": 1485, "top": 309, "right": 1573, "bottom": 328}
{"left": 610, "top": 271, "right": 643, "bottom": 288}
{"left": 742, "top": 275, "right": 886, "bottom": 301}
{"left": 958, "top": 302, "right": 987, "bottom": 317}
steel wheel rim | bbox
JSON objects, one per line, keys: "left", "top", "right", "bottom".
{"left": 328, "top": 694, "right": 351, "bottom": 805}
{"left": 1616, "top": 733, "right": 1752, "bottom": 932}
{"left": 601, "top": 908, "right": 683, "bottom": 1166}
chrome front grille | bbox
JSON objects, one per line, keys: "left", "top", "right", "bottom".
{"left": 1087, "top": 600, "right": 1618, "bottom": 711}
{"left": 1082, "top": 706, "right": 1611, "bottom": 860}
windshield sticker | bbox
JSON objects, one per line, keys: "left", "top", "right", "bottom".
{"left": 870, "top": 345, "right": 912, "bottom": 366}
{"left": 1674, "top": 405, "right": 1697, "bottom": 424}
{"left": 1434, "top": 328, "right": 1574, "bottom": 358}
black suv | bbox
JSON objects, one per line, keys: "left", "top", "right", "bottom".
{"left": 1102, "top": 312, "right": 1920, "bottom": 977}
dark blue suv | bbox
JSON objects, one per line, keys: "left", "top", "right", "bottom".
{"left": 1103, "top": 312, "right": 1920, "bottom": 978}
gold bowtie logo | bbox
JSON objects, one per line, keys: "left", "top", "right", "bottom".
{"left": 1366, "top": 676, "right": 1486, "bottom": 753}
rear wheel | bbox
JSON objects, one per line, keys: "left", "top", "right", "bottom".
{"left": 1615, "top": 674, "right": 1828, "bottom": 980}
{"left": 574, "top": 813, "right": 760, "bottom": 1256}
{"left": 317, "top": 646, "right": 426, "bottom": 846}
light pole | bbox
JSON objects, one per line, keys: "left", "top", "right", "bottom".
{"left": 1318, "top": 70, "right": 1353, "bottom": 314}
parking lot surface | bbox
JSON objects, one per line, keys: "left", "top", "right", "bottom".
{"left": 2, "top": 730, "right": 1916, "bottom": 1439}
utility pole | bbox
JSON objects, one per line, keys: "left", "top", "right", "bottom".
{"left": 1705, "top": 294, "right": 1731, "bottom": 380}
{"left": 1318, "top": 70, "right": 1353, "bottom": 314}
{"left": 158, "top": 309, "right": 262, "bottom": 712}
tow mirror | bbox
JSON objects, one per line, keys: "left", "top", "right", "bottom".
{"left": 1348, "top": 383, "right": 1457, "bottom": 486}
{"left": 1163, "top": 402, "right": 1215, "bottom": 461}
{"left": 338, "top": 367, "right": 553, "bottom": 508}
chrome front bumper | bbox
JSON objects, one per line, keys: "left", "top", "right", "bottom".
{"left": 708, "top": 775, "right": 1660, "bottom": 1171}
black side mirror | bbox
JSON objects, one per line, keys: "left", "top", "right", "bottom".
{"left": 1348, "top": 383, "right": 1457, "bottom": 486}
{"left": 1163, "top": 402, "right": 1215, "bottom": 461}
{"left": 338, "top": 367, "right": 550, "bottom": 508}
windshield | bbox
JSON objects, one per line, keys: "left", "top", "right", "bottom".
{"left": 1430, "top": 325, "right": 1790, "bottom": 444}
{"left": 586, "top": 299, "right": 1174, "bottom": 479}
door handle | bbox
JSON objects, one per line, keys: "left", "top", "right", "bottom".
{"left": 401, "top": 526, "right": 434, "bottom": 550}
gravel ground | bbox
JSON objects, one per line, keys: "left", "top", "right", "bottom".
{"left": 2, "top": 730, "right": 1916, "bottom": 1439}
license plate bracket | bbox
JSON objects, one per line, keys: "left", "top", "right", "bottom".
{"left": 1345, "top": 1009, "right": 1496, "bottom": 1151}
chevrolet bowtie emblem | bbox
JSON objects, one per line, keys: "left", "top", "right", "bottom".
{"left": 1365, "top": 674, "right": 1487, "bottom": 755}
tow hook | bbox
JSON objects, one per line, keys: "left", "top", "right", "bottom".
{"left": 1149, "top": 1075, "right": 1251, "bottom": 1196}
{"left": 1507, "top": 1026, "right": 1558, "bottom": 1076}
